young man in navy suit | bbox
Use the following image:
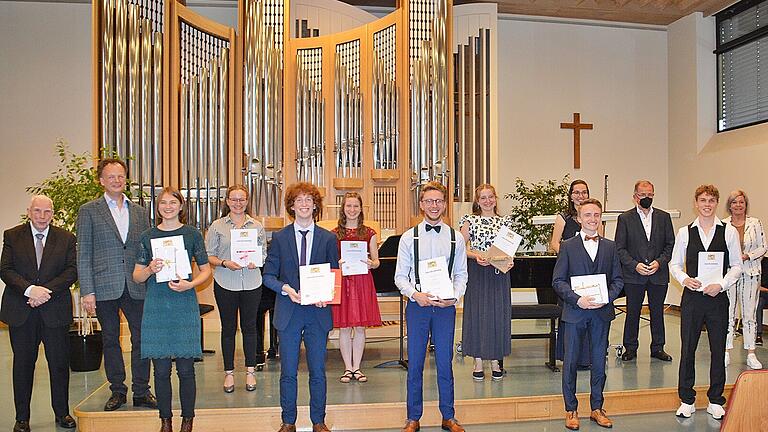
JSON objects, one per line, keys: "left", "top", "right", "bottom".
{"left": 552, "top": 198, "right": 623, "bottom": 430}
{"left": 263, "top": 182, "right": 339, "bottom": 432}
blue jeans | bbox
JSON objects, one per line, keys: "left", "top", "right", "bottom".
{"left": 153, "top": 358, "right": 196, "bottom": 419}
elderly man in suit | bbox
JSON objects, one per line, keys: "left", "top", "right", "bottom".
{"left": 1, "top": 195, "right": 78, "bottom": 432}
{"left": 263, "top": 182, "right": 339, "bottom": 432}
{"left": 76, "top": 158, "right": 156, "bottom": 411}
{"left": 615, "top": 180, "right": 675, "bottom": 362}
{"left": 553, "top": 198, "right": 624, "bottom": 431}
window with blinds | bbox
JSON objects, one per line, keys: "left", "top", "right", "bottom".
{"left": 716, "top": 0, "right": 768, "bottom": 132}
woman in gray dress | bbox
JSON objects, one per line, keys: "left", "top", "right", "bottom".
{"left": 459, "top": 184, "right": 514, "bottom": 380}
{"left": 133, "top": 187, "right": 212, "bottom": 432}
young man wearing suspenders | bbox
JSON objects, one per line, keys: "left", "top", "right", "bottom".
{"left": 394, "top": 181, "right": 468, "bottom": 432}
{"left": 670, "top": 185, "right": 743, "bottom": 420}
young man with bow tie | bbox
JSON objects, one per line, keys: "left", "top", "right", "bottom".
{"left": 552, "top": 198, "right": 624, "bottom": 430}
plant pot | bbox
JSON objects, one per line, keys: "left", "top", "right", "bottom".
{"left": 69, "top": 330, "right": 103, "bottom": 372}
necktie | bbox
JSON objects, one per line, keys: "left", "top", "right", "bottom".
{"left": 35, "top": 233, "right": 44, "bottom": 269}
{"left": 299, "top": 230, "right": 309, "bottom": 266}
{"left": 584, "top": 235, "right": 599, "bottom": 242}
{"left": 426, "top": 224, "right": 441, "bottom": 233}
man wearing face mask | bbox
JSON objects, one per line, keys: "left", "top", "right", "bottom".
{"left": 615, "top": 180, "right": 675, "bottom": 362}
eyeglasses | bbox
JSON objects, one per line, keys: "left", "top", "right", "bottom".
{"left": 635, "top": 193, "right": 654, "bottom": 199}
{"left": 228, "top": 198, "right": 247, "bottom": 203}
{"left": 421, "top": 199, "right": 445, "bottom": 206}
{"left": 571, "top": 191, "right": 589, "bottom": 196}
{"left": 294, "top": 197, "right": 314, "bottom": 204}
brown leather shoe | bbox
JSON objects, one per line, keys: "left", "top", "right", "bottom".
{"left": 590, "top": 409, "right": 613, "bottom": 428}
{"left": 565, "top": 411, "right": 580, "bottom": 430}
{"left": 180, "top": 417, "right": 193, "bottom": 432}
{"left": 441, "top": 418, "right": 465, "bottom": 432}
{"left": 159, "top": 418, "right": 172, "bottom": 432}
{"left": 401, "top": 419, "right": 420, "bottom": 432}
{"left": 277, "top": 424, "right": 297, "bottom": 432}
{"left": 312, "top": 423, "right": 330, "bottom": 432}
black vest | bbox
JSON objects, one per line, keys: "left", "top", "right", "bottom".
{"left": 561, "top": 211, "right": 581, "bottom": 242}
{"left": 685, "top": 223, "right": 729, "bottom": 278}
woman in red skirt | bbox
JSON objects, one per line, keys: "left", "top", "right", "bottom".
{"left": 332, "top": 192, "right": 382, "bottom": 383}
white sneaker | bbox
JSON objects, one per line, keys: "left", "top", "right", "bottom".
{"left": 676, "top": 402, "right": 696, "bottom": 418}
{"left": 747, "top": 353, "right": 763, "bottom": 369}
{"left": 725, "top": 351, "right": 730, "bottom": 367}
{"left": 707, "top": 403, "right": 725, "bottom": 420}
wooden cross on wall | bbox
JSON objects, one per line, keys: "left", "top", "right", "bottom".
{"left": 560, "top": 112, "right": 593, "bottom": 169}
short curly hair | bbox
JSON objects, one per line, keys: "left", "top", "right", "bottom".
{"left": 285, "top": 182, "right": 323, "bottom": 221}
{"left": 694, "top": 184, "right": 719, "bottom": 202}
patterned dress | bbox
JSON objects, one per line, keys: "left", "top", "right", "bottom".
{"left": 331, "top": 226, "right": 383, "bottom": 328}
{"left": 459, "top": 214, "right": 513, "bottom": 360}
{"left": 137, "top": 225, "right": 209, "bottom": 359}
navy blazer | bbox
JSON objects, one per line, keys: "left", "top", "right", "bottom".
{"left": 552, "top": 234, "right": 624, "bottom": 323}
{"left": 614, "top": 207, "right": 675, "bottom": 285}
{"left": 263, "top": 223, "right": 339, "bottom": 332}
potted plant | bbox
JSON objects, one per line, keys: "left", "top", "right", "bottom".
{"left": 504, "top": 175, "right": 570, "bottom": 253}
{"left": 26, "top": 139, "right": 107, "bottom": 371}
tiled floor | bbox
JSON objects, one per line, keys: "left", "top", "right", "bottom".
{"left": 1, "top": 312, "right": 761, "bottom": 431}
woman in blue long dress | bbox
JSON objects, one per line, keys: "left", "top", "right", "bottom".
{"left": 133, "top": 187, "right": 212, "bottom": 432}
{"left": 550, "top": 180, "right": 604, "bottom": 367}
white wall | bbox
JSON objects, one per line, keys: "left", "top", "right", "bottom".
{"left": 496, "top": 16, "right": 670, "bottom": 230}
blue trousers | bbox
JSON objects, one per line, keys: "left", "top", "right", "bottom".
{"left": 406, "top": 302, "right": 456, "bottom": 421}
{"left": 278, "top": 306, "right": 330, "bottom": 425}
{"left": 561, "top": 316, "right": 610, "bottom": 412}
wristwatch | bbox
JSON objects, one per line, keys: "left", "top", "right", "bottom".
{"left": 221, "top": 260, "right": 227, "bottom": 268}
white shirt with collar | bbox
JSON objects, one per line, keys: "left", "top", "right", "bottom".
{"left": 104, "top": 193, "right": 130, "bottom": 243}
{"left": 25, "top": 224, "right": 51, "bottom": 297}
{"left": 636, "top": 206, "right": 653, "bottom": 241}
{"left": 293, "top": 221, "right": 315, "bottom": 265}
{"left": 394, "top": 220, "right": 469, "bottom": 301}
{"left": 669, "top": 216, "right": 743, "bottom": 291}
{"left": 580, "top": 230, "right": 600, "bottom": 261}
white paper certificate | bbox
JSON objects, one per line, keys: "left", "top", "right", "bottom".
{"left": 570, "top": 273, "right": 609, "bottom": 304}
{"left": 150, "top": 235, "right": 191, "bottom": 283}
{"left": 230, "top": 229, "right": 263, "bottom": 267}
{"left": 490, "top": 226, "right": 523, "bottom": 257}
{"left": 299, "top": 263, "right": 335, "bottom": 305}
{"left": 696, "top": 251, "right": 725, "bottom": 289}
{"left": 418, "top": 256, "right": 455, "bottom": 300}
{"left": 340, "top": 241, "right": 369, "bottom": 276}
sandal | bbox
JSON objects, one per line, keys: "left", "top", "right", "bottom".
{"left": 351, "top": 369, "right": 368, "bottom": 383}
{"left": 340, "top": 370, "right": 354, "bottom": 383}
{"left": 223, "top": 370, "right": 235, "bottom": 393}
{"left": 245, "top": 370, "right": 257, "bottom": 391}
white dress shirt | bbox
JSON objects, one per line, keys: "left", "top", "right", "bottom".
{"left": 580, "top": 231, "right": 599, "bottom": 261}
{"left": 104, "top": 193, "right": 130, "bottom": 243}
{"left": 637, "top": 206, "right": 653, "bottom": 241}
{"left": 293, "top": 221, "right": 315, "bottom": 264}
{"left": 25, "top": 224, "right": 51, "bottom": 297}
{"left": 669, "top": 217, "right": 743, "bottom": 291}
{"left": 394, "top": 220, "right": 469, "bottom": 301}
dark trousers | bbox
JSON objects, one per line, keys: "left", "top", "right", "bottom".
{"left": 678, "top": 289, "right": 728, "bottom": 405}
{"left": 561, "top": 316, "right": 610, "bottom": 412}
{"left": 405, "top": 303, "right": 456, "bottom": 422}
{"left": 213, "top": 282, "right": 262, "bottom": 370}
{"left": 9, "top": 309, "right": 70, "bottom": 421}
{"left": 757, "top": 291, "right": 768, "bottom": 336}
{"left": 257, "top": 288, "right": 278, "bottom": 355}
{"left": 278, "top": 307, "right": 330, "bottom": 425}
{"left": 622, "top": 281, "right": 668, "bottom": 352}
{"left": 96, "top": 289, "right": 151, "bottom": 396}
{"left": 556, "top": 308, "right": 591, "bottom": 365}
{"left": 152, "top": 357, "right": 196, "bottom": 419}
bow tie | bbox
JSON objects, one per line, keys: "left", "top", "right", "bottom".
{"left": 584, "top": 235, "right": 599, "bottom": 242}
{"left": 426, "top": 224, "right": 441, "bottom": 233}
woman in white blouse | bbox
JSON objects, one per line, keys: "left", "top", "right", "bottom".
{"left": 723, "top": 189, "right": 767, "bottom": 369}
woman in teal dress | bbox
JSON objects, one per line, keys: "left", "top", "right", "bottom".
{"left": 133, "top": 187, "right": 212, "bottom": 432}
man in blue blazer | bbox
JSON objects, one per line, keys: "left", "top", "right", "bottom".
{"left": 263, "top": 182, "right": 339, "bottom": 432}
{"left": 553, "top": 198, "right": 623, "bottom": 431}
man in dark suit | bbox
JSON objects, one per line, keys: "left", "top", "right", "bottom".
{"left": 76, "top": 158, "right": 156, "bottom": 411}
{"left": 553, "top": 198, "right": 623, "bottom": 431}
{"left": 615, "top": 180, "right": 675, "bottom": 362}
{"left": 1, "top": 195, "right": 78, "bottom": 432}
{"left": 263, "top": 182, "right": 339, "bottom": 432}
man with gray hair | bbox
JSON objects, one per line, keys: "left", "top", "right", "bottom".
{"left": 1, "top": 195, "right": 78, "bottom": 432}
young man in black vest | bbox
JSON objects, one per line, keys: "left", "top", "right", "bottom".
{"left": 670, "top": 185, "right": 743, "bottom": 420}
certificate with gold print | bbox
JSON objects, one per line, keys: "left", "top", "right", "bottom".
{"left": 570, "top": 273, "right": 608, "bottom": 304}
{"left": 299, "top": 263, "right": 335, "bottom": 305}
{"left": 418, "top": 256, "right": 455, "bottom": 300}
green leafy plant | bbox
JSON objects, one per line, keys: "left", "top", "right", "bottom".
{"left": 25, "top": 139, "right": 104, "bottom": 233}
{"left": 505, "top": 175, "right": 570, "bottom": 251}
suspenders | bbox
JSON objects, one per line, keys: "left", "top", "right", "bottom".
{"left": 412, "top": 224, "right": 456, "bottom": 291}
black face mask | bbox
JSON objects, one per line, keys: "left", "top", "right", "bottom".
{"left": 639, "top": 197, "right": 653, "bottom": 209}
